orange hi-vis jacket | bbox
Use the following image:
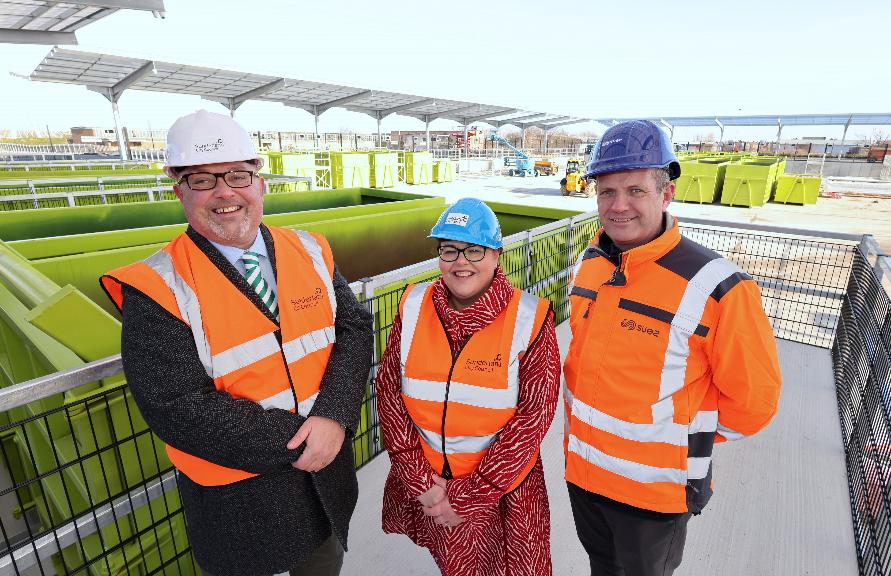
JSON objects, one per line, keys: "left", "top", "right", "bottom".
{"left": 564, "top": 217, "right": 781, "bottom": 514}
{"left": 102, "top": 227, "right": 337, "bottom": 486}
{"left": 398, "top": 282, "right": 550, "bottom": 490}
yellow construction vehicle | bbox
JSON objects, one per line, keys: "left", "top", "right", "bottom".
{"left": 560, "top": 159, "right": 590, "bottom": 196}
{"left": 534, "top": 159, "right": 559, "bottom": 176}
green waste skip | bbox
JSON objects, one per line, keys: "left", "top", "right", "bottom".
{"left": 8, "top": 190, "right": 443, "bottom": 315}
{"left": 433, "top": 160, "right": 455, "bottom": 183}
{"left": 279, "top": 153, "right": 316, "bottom": 179}
{"left": 405, "top": 152, "right": 433, "bottom": 185}
{"left": 673, "top": 160, "right": 728, "bottom": 204}
{"left": 720, "top": 160, "right": 781, "bottom": 207}
{"left": 368, "top": 153, "right": 398, "bottom": 188}
{"left": 0, "top": 241, "right": 193, "bottom": 576}
{"left": 0, "top": 188, "right": 426, "bottom": 241}
{"left": 773, "top": 174, "right": 820, "bottom": 204}
{"left": 330, "top": 152, "right": 370, "bottom": 188}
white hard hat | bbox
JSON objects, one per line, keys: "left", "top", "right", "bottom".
{"left": 165, "top": 110, "right": 260, "bottom": 174}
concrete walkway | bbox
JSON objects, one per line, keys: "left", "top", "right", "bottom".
{"left": 342, "top": 323, "right": 857, "bottom": 575}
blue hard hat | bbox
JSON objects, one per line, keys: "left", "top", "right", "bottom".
{"left": 429, "top": 197, "right": 503, "bottom": 249}
{"left": 586, "top": 120, "right": 681, "bottom": 180}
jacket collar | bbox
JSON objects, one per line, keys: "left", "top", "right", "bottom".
{"left": 592, "top": 212, "right": 681, "bottom": 270}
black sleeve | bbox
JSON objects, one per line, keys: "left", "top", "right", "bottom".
{"left": 120, "top": 285, "right": 305, "bottom": 474}
{"left": 307, "top": 264, "right": 374, "bottom": 435}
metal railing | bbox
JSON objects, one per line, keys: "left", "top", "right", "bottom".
{"left": 0, "top": 212, "right": 868, "bottom": 574}
{"left": 0, "top": 176, "right": 313, "bottom": 211}
{"left": 832, "top": 236, "right": 891, "bottom": 576}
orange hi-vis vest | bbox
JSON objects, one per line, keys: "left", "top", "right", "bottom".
{"left": 102, "top": 227, "right": 337, "bottom": 486}
{"left": 564, "top": 218, "right": 781, "bottom": 513}
{"left": 398, "top": 282, "right": 550, "bottom": 491}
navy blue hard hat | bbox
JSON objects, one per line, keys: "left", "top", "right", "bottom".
{"left": 429, "top": 197, "right": 502, "bottom": 249}
{"left": 586, "top": 120, "right": 681, "bottom": 180}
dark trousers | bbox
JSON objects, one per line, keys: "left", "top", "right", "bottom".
{"left": 567, "top": 482, "right": 691, "bottom": 576}
{"left": 202, "top": 533, "right": 343, "bottom": 576}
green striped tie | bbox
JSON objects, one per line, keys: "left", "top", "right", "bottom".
{"left": 241, "top": 250, "right": 278, "bottom": 320}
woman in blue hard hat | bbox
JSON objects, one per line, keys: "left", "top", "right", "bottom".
{"left": 375, "top": 198, "right": 562, "bottom": 575}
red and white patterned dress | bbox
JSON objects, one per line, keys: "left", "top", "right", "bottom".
{"left": 375, "top": 267, "right": 561, "bottom": 576}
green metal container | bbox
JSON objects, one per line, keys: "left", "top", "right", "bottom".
{"left": 329, "top": 153, "right": 370, "bottom": 188}
{"left": 368, "top": 153, "right": 397, "bottom": 188}
{"left": 261, "top": 152, "right": 284, "bottom": 175}
{"left": 773, "top": 174, "right": 820, "bottom": 204}
{"left": 279, "top": 153, "right": 315, "bottom": 178}
{"left": 720, "top": 161, "right": 779, "bottom": 207}
{"left": 432, "top": 160, "right": 454, "bottom": 183}
{"left": 674, "top": 161, "right": 728, "bottom": 203}
{"left": 405, "top": 152, "right": 433, "bottom": 185}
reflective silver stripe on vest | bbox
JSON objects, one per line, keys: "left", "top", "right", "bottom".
{"left": 569, "top": 392, "right": 688, "bottom": 446}
{"left": 653, "top": 257, "right": 743, "bottom": 423}
{"left": 690, "top": 410, "right": 718, "bottom": 433}
{"left": 687, "top": 456, "right": 711, "bottom": 480}
{"left": 293, "top": 230, "right": 337, "bottom": 320}
{"left": 143, "top": 251, "right": 213, "bottom": 377}
{"left": 567, "top": 392, "right": 717, "bottom": 482}
{"left": 211, "top": 332, "right": 280, "bottom": 378}
{"left": 258, "top": 388, "right": 295, "bottom": 411}
{"left": 568, "top": 434, "right": 686, "bottom": 485}
{"left": 402, "top": 377, "right": 519, "bottom": 409}
{"left": 399, "top": 283, "right": 431, "bottom": 368}
{"left": 717, "top": 423, "right": 745, "bottom": 441}
{"left": 507, "top": 290, "right": 540, "bottom": 395}
{"left": 256, "top": 389, "right": 317, "bottom": 417}
{"left": 415, "top": 426, "right": 498, "bottom": 455}
{"left": 282, "top": 326, "right": 336, "bottom": 366}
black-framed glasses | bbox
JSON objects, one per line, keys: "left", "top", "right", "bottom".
{"left": 438, "top": 245, "right": 487, "bottom": 262}
{"left": 179, "top": 170, "right": 255, "bottom": 191}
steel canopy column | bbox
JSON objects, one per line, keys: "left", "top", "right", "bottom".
{"left": 110, "top": 97, "right": 128, "bottom": 161}
{"left": 376, "top": 111, "right": 382, "bottom": 149}
{"left": 425, "top": 115, "right": 431, "bottom": 151}
{"left": 840, "top": 114, "right": 853, "bottom": 159}
{"left": 313, "top": 105, "right": 320, "bottom": 150}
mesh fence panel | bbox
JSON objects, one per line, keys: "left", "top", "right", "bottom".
{"left": 832, "top": 245, "right": 891, "bottom": 576}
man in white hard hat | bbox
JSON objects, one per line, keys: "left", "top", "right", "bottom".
{"left": 101, "top": 110, "right": 372, "bottom": 576}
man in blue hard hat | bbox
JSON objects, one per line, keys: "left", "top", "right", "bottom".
{"left": 563, "top": 120, "right": 782, "bottom": 575}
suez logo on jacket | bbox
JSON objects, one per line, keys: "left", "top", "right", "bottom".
{"left": 464, "top": 353, "right": 503, "bottom": 373}
{"left": 290, "top": 287, "right": 324, "bottom": 311}
{"left": 620, "top": 318, "right": 660, "bottom": 337}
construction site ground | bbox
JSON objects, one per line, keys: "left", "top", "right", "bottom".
{"left": 390, "top": 172, "right": 891, "bottom": 252}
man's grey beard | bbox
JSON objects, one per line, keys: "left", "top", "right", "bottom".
{"left": 207, "top": 215, "right": 253, "bottom": 244}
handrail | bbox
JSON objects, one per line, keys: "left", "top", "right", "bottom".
{"left": 0, "top": 355, "right": 123, "bottom": 413}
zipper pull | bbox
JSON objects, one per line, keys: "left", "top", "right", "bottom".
{"left": 583, "top": 302, "right": 592, "bottom": 319}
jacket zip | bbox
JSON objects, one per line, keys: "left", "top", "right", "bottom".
{"left": 434, "top": 303, "right": 474, "bottom": 480}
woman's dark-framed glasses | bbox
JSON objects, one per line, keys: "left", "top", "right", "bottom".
{"left": 180, "top": 170, "right": 255, "bottom": 191}
{"left": 438, "top": 245, "right": 487, "bottom": 262}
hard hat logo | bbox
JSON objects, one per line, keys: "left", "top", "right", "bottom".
{"left": 165, "top": 110, "right": 258, "bottom": 169}
{"left": 445, "top": 213, "right": 470, "bottom": 227}
{"left": 194, "top": 138, "right": 225, "bottom": 154}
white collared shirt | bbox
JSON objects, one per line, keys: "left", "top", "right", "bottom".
{"left": 209, "top": 232, "right": 278, "bottom": 298}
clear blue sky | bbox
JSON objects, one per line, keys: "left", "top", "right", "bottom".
{"left": 2, "top": 0, "right": 890, "bottom": 142}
